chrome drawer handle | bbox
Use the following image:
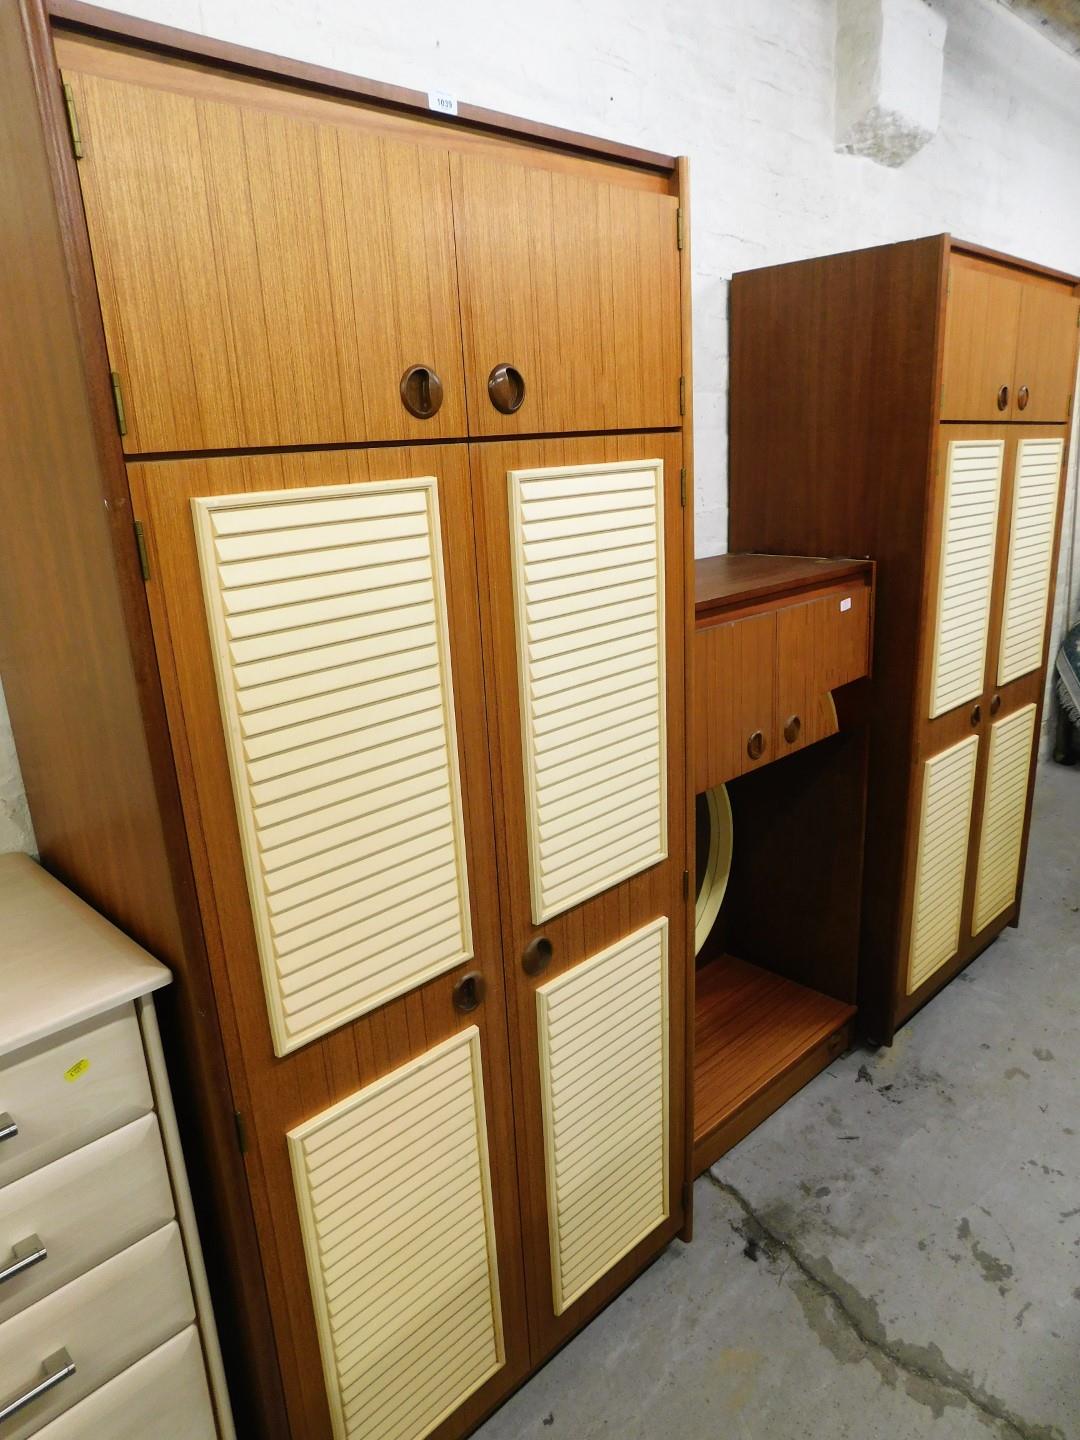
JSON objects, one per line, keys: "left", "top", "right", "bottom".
{"left": 0, "top": 1235, "right": 47, "bottom": 1285}
{"left": 0, "top": 1113, "right": 17, "bottom": 1143}
{"left": 0, "top": 1348, "right": 75, "bottom": 1424}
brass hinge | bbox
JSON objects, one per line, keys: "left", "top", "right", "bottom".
{"left": 233, "top": 1110, "right": 248, "bottom": 1154}
{"left": 679, "top": 375, "right": 686, "bottom": 416}
{"left": 133, "top": 521, "right": 150, "bottom": 581}
{"left": 61, "top": 81, "right": 83, "bottom": 159}
{"left": 676, "top": 207, "right": 684, "bottom": 251}
{"left": 682, "top": 867, "right": 690, "bottom": 900}
{"left": 109, "top": 371, "right": 127, "bottom": 437}
{"left": 679, "top": 467, "right": 687, "bottom": 508}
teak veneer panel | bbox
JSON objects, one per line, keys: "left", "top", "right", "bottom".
{"left": 693, "top": 612, "right": 775, "bottom": 789}
{"left": 693, "top": 956, "right": 854, "bottom": 1175}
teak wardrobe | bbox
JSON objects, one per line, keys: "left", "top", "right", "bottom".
{"left": 0, "top": 2, "right": 694, "bottom": 1437}
{"left": 729, "top": 235, "right": 1080, "bottom": 1044}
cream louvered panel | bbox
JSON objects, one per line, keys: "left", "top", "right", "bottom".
{"left": 287, "top": 1028, "right": 504, "bottom": 1440}
{"left": 508, "top": 460, "right": 667, "bottom": 923}
{"left": 536, "top": 918, "right": 669, "bottom": 1315}
{"left": 928, "top": 441, "right": 1004, "bottom": 719}
{"left": 973, "top": 703, "right": 1036, "bottom": 934}
{"left": 191, "top": 479, "right": 471, "bottom": 1055}
{"left": 906, "top": 735, "right": 979, "bottom": 994}
{"left": 997, "top": 439, "right": 1064, "bottom": 685}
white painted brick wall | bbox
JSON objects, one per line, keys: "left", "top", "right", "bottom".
{"left": 2, "top": 0, "right": 1079, "bottom": 845}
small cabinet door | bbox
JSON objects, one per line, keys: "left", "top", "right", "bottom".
{"left": 128, "top": 446, "right": 529, "bottom": 1440}
{"left": 61, "top": 38, "right": 467, "bottom": 452}
{"left": 940, "top": 263, "right": 1022, "bottom": 421}
{"left": 693, "top": 613, "right": 776, "bottom": 788}
{"left": 774, "top": 583, "right": 871, "bottom": 758}
{"left": 1011, "top": 286, "right": 1080, "bottom": 423}
{"left": 472, "top": 434, "right": 686, "bottom": 1359}
{"left": 452, "top": 154, "right": 681, "bottom": 436}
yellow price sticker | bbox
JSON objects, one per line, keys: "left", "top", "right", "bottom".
{"left": 64, "top": 1058, "right": 91, "bottom": 1083}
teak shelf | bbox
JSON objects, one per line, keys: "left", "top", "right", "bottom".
{"left": 691, "top": 553, "right": 873, "bottom": 1175}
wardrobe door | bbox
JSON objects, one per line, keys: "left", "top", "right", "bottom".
{"left": 61, "top": 38, "right": 467, "bottom": 452}
{"left": 452, "top": 154, "right": 681, "bottom": 436}
{"left": 128, "top": 448, "right": 527, "bottom": 1440}
{"left": 905, "top": 733, "right": 979, "bottom": 996}
{"left": 940, "top": 262, "right": 1022, "bottom": 420}
{"left": 1011, "top": 286, "right": 1080, "bottom": 423}
{"left": 997, "top": 436, "right": 1066, "bottom": 686}
{"left": 926, "top": 435, "right": 1004, "bottom": 719}
{"left": 473, "top": 434, "right": 686, "bottom": 1358}
{"left": 971, "top": 701, "right": 1037, "bottom": 937}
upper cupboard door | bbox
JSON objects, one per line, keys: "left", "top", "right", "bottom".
{"left": 1011, "top": 285, "right": 1080, "bottom": 423}
{"left": 940, "top": 263, "right": 1021, "bottom": 421}
{"left": 60, "top": 41, "right": 467, "bottom": 452}
{"left": 451, "top": 154, "right": 681, "bottom": 435}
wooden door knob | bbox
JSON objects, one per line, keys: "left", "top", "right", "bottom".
{"left": 522, "top": 935, "right": 553, "bottom": 976}
{"left": 970, "top": 703, "right": 982, "bottom": 726}
{"left": 452, "top": 972, "right": 484, "bottom": 1012}
{"left": 783, "top": 715, "right": 801, "bottom": 744}
{"left": 990, "top": 693, "right": 1002, "bottom": 716}
{"left": 747, "top": 730, "right": 765, "bottom": 760}
{"left": 1017, "top": 385, "right": 1030, "bottom": 411}
{"left": 488, "top": 364, "right": 526, "bottom": 414}
{"left": 400, "top": 364, "right": 444, "bottom": 419}
{"left": 996, "top": 384, "right": 1009, "bottom": 412}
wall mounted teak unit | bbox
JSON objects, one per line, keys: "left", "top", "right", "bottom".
{"left": 690, "top": 554, "right": 873, "bottom": 1175}
{"left": 729, "top": 236, "right": 1079, "bottom": 1043}
{"left": 0, "top": 2, "right": 694, "bottom": 1437}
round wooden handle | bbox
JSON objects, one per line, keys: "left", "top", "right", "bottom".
{"left": 971, "top": 703, "right": 982, "bottom": 726}
{"left": 990, "top": 693, "right": 1001, "bottom": 716}
{"left": 783, "top": 714, "right": 801, "bottom": 744}
{"left": 996, "top": 384, "right": 1009, "bottom": 412}
{"left": 522, "top": 935, "right": 553, "bottom": 977}
{"left": 400, "top": 365, "right": 444, "bottom": 419}
{"left": 747, "top": 730, "right": 765, "bottom": 760}
{"left": 452, "top": 972, "right": 484, "bottom": 1013}
{"left": 488, "top": 363, "right": 526, "bottom": 414}
{"left": 1017, "top": 385, "right": 1030, "bottom": 411}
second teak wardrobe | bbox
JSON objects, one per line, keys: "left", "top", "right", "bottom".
{"left": 0, "top": 9, "right": 693, "bottom": 1440}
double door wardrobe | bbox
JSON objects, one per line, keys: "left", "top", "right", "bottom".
{"left": 0, "top": 4, "right": 694, "bottom": 1438}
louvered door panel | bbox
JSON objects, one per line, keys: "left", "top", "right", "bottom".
{"left": 998, "top": 439, "right": 1064, "bottom": 685}
{"left": 191, "top": 478, "right": 471, "bottom": 1054}
{"left": 972, "top": 703, "right": 1036, "bottom": 934}
{"left": 906, "top": 735, "right": 979, "bottom": 994}
{"left": 536, "top": 919, "right": 669, "bottom": 1315}
{"left": 508, "top": 459, "right": 666, "bottom": 922}
{"left": 928, "top": 440, "right": 1004, "bottom": 718}
{"left": 288, "top": 1028, "right": 504, "bottom": 1440}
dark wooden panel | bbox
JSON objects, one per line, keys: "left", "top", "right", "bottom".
{"left": 695, "top": 552, "right": 871, "bottom": 616}
{"left": 0, "top": 3, "right": 285, "bottom": 1433}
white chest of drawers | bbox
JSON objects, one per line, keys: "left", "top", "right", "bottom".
{"left": 0, "top": 854, "right": 234, "bottom": 1439}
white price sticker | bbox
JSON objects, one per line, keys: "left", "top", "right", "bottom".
{"left": 840, "top": 596, "right": 852, "bottom": 612}
{"left": 428, "top": 91, "right": 458, "bottom": 117}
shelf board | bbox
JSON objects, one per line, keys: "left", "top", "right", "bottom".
{"left": 693, "top": 953, "right": 855, "bottom": 1175}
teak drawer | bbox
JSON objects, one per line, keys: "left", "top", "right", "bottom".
{"left": 33, "top": 1327, "right": 215, "bottom": 1440}
{"left": 0, "top": 1008, "right": 153, "bottom": 1187}
{"left": 694, "top": 568, "right": 872, "bottom": 792}
{"left": 0, "top": 1222, "right": 193, "bottom": 1438}
{"left": 0, "top": 1114, "right": 174, "bottom": 1324}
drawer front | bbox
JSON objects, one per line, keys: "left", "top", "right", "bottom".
{"left": 33, "top": 1328, "right": 214, "bottom": 1440}
{"left": 0, "top": 1008, "right": 152, "bottom": 1186}
{"left": 0, "top": 1223, "right": 193, "bottom": 1438}
{"left": 0, "top": 1115, "right": 174, "bottom": 1324}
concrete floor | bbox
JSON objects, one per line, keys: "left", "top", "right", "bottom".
{"left": 475, "top": 763, "right": 1080, "bottom": 1440}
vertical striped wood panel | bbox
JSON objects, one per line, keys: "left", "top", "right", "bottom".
{"left": 508, "top": 460, "right": 667, "bottom": 923}
{"left": 191, "top": 478, "right": 472, "bottom": 1055}
{"left": 972, "top": 703, "right": 1037, "bottom": 934}
{"left": 536, "top": 919, "right": 669, "bottom": 1314}
{"left": 287, "top": 1029, "right": 504, "bottom": 1440}
{"left": 906, "top": 735, "right": 979, "bottom": 994}
{"left": 997, "top": 439, "right": 1064, "bottom": 685}
{"left": 928, "top": 441, "right": 1003, "bottom": 718}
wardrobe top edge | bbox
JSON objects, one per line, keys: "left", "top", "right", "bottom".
{"left": 695, "top": 552, "right": 874, "bottom": 616}
{"left": 48, "top": 0, "right": 680, "bottom": 179}
{"left": 729, "top": 234, "right": 1079, "bottom": 289}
